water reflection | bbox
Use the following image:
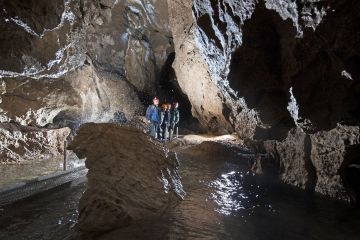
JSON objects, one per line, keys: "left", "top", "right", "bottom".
{"left": 0, "top": 143, "right": 360, "bottom": 240}
{"left": 210, "top": 171, "right": 246, "bottom": 215}
{"left": 210, "top": 168, "right": 277, "bottom": 218}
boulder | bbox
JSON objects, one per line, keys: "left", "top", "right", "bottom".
{"left": 68, "top": 123, "right": 185, "bottom": 232}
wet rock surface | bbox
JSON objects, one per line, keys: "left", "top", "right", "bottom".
{"left": 251, "top": 125, "right": 360, "bottom": 202}
{"left": 311, "top": 125, "right": 360, "bottom": 201}
{"left": 68, "top": 123, "right": 185, "bottom": 233}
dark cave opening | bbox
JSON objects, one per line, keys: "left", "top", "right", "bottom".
{"left": 290, "top": 0, "right": 360, "bottom": 131}
{"left": 154, "top": 52, "right": 202, "bottom": 132}
{"left": 227, "top": 2, "right": 295, "bottom": 140}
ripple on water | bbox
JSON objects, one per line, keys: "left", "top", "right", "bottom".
{"left": 210, "top": 169, "right": 275, "bottom": 217}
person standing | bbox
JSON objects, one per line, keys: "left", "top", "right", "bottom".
{"left": 169, "top": 102, "right": 180, "bottom": 140}
{"left": 160, "top": 103, "right": 170, "bottom": 141}
{"left": 146, "top": 97, "right": 160, "bottom": 139}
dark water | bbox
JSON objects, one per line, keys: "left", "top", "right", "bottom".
{"left": 0, "top": 149, "right": 359, "bottom": 240}
{"left": 0, "top": 183, "right": 84, "bottom": 240}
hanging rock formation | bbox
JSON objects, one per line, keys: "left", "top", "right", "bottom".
{"left": 68, "top": 123, "right": 185, "bottom": 232}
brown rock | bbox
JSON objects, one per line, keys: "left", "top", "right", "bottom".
{"left": 167, "top": 0, "right": 233, "bottom": 134}
{"left": 68, "top": 123, "right": 185, "bottom": 232}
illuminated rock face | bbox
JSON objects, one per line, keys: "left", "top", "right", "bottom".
{"left": 271, "top": 125, "right": 360, "bottom": 202}
{"left": 167, "top": 0, "right": 234, "bottom": 134}
{"left": 68, "top": 123, "right": 185, "bottom": 232}
{"left": 190, "top": 0, "right": 360, "bottom": 139}
{"left": 0, "top": 123, "right": 70, "bottom": 163}
{"left": 0, "top": 0, "right": 173, "bottom": 163}
{"left": 0, "top": 0, "right": 173, "bottom": 126}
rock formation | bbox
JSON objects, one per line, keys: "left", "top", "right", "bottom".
{"left": 0, "top": 0, "right": 175, "bottom": 124}
{"left": 165, "top": 0, "right": 360, "bottom": 202}
{"left": 167, "top": 0, "right": 234, "bottom": 134}
{"left": 0, "top": 0, "right": 175, "bottom": 163}
{"left": 0, "top": 122, "right": 70, "bottom": 163}
{"left": 68, "top": 123, "right": 185, "bottom": 232}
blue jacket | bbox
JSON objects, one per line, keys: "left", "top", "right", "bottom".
{"left": 146, "top": 105, "right": 160, "bottom": 123}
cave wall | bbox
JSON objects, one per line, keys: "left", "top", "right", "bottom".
{"left": 0, "top": 0, "right": 174, "bottom": 163}
{"left": 183, "top": 0, "right": 360, "bottom": 202}
{"left": 0, "top": 0, "right": 174, "bottom": 125}
{"left": 190, "top": 0, "right": 360, "bottom": 137}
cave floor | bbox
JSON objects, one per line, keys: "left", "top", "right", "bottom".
{"left": 0, "top": 136, "right": 360, "bottom": 240}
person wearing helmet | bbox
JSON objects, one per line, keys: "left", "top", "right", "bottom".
{"left": 146, "top": 97, "right": 160, "bottom": 139}
{"left": 169, "top": 102, "right": 180, "bottom": 140}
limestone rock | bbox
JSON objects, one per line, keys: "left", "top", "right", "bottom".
{"left": 0, "top": 0, "right": 173, "bottom": 126}
{"left": 0, "top": 0, "right": 173, "bottom": 162}
{"left": 68, "top": 123, "right": 185, "bottom": 232}
{"left": 311, "top": 124, "right": 360, "bottom": 201}
{"left": 0, "top": 123, "right": 70, "bottom": 164}
{"left": 0, "top": 0, "right": 359, "bottom": 203}
{"left": 263, "top": 125, "right": 360, "bottom": 201}
{"left": 276, "top": 128, "right": 316, "bottom": 190}
{"left": 0, "top": 63, "right": 143, "bottom": 129}
{"left": 167, "top": 0, "right": 234, "bottom": 134}
{"left": 189, "top": 0, "right": 360, "bottom": 201}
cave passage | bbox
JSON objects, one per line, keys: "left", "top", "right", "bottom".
{"left": 0, "top": 0, "right": 360, "bottom": 239}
